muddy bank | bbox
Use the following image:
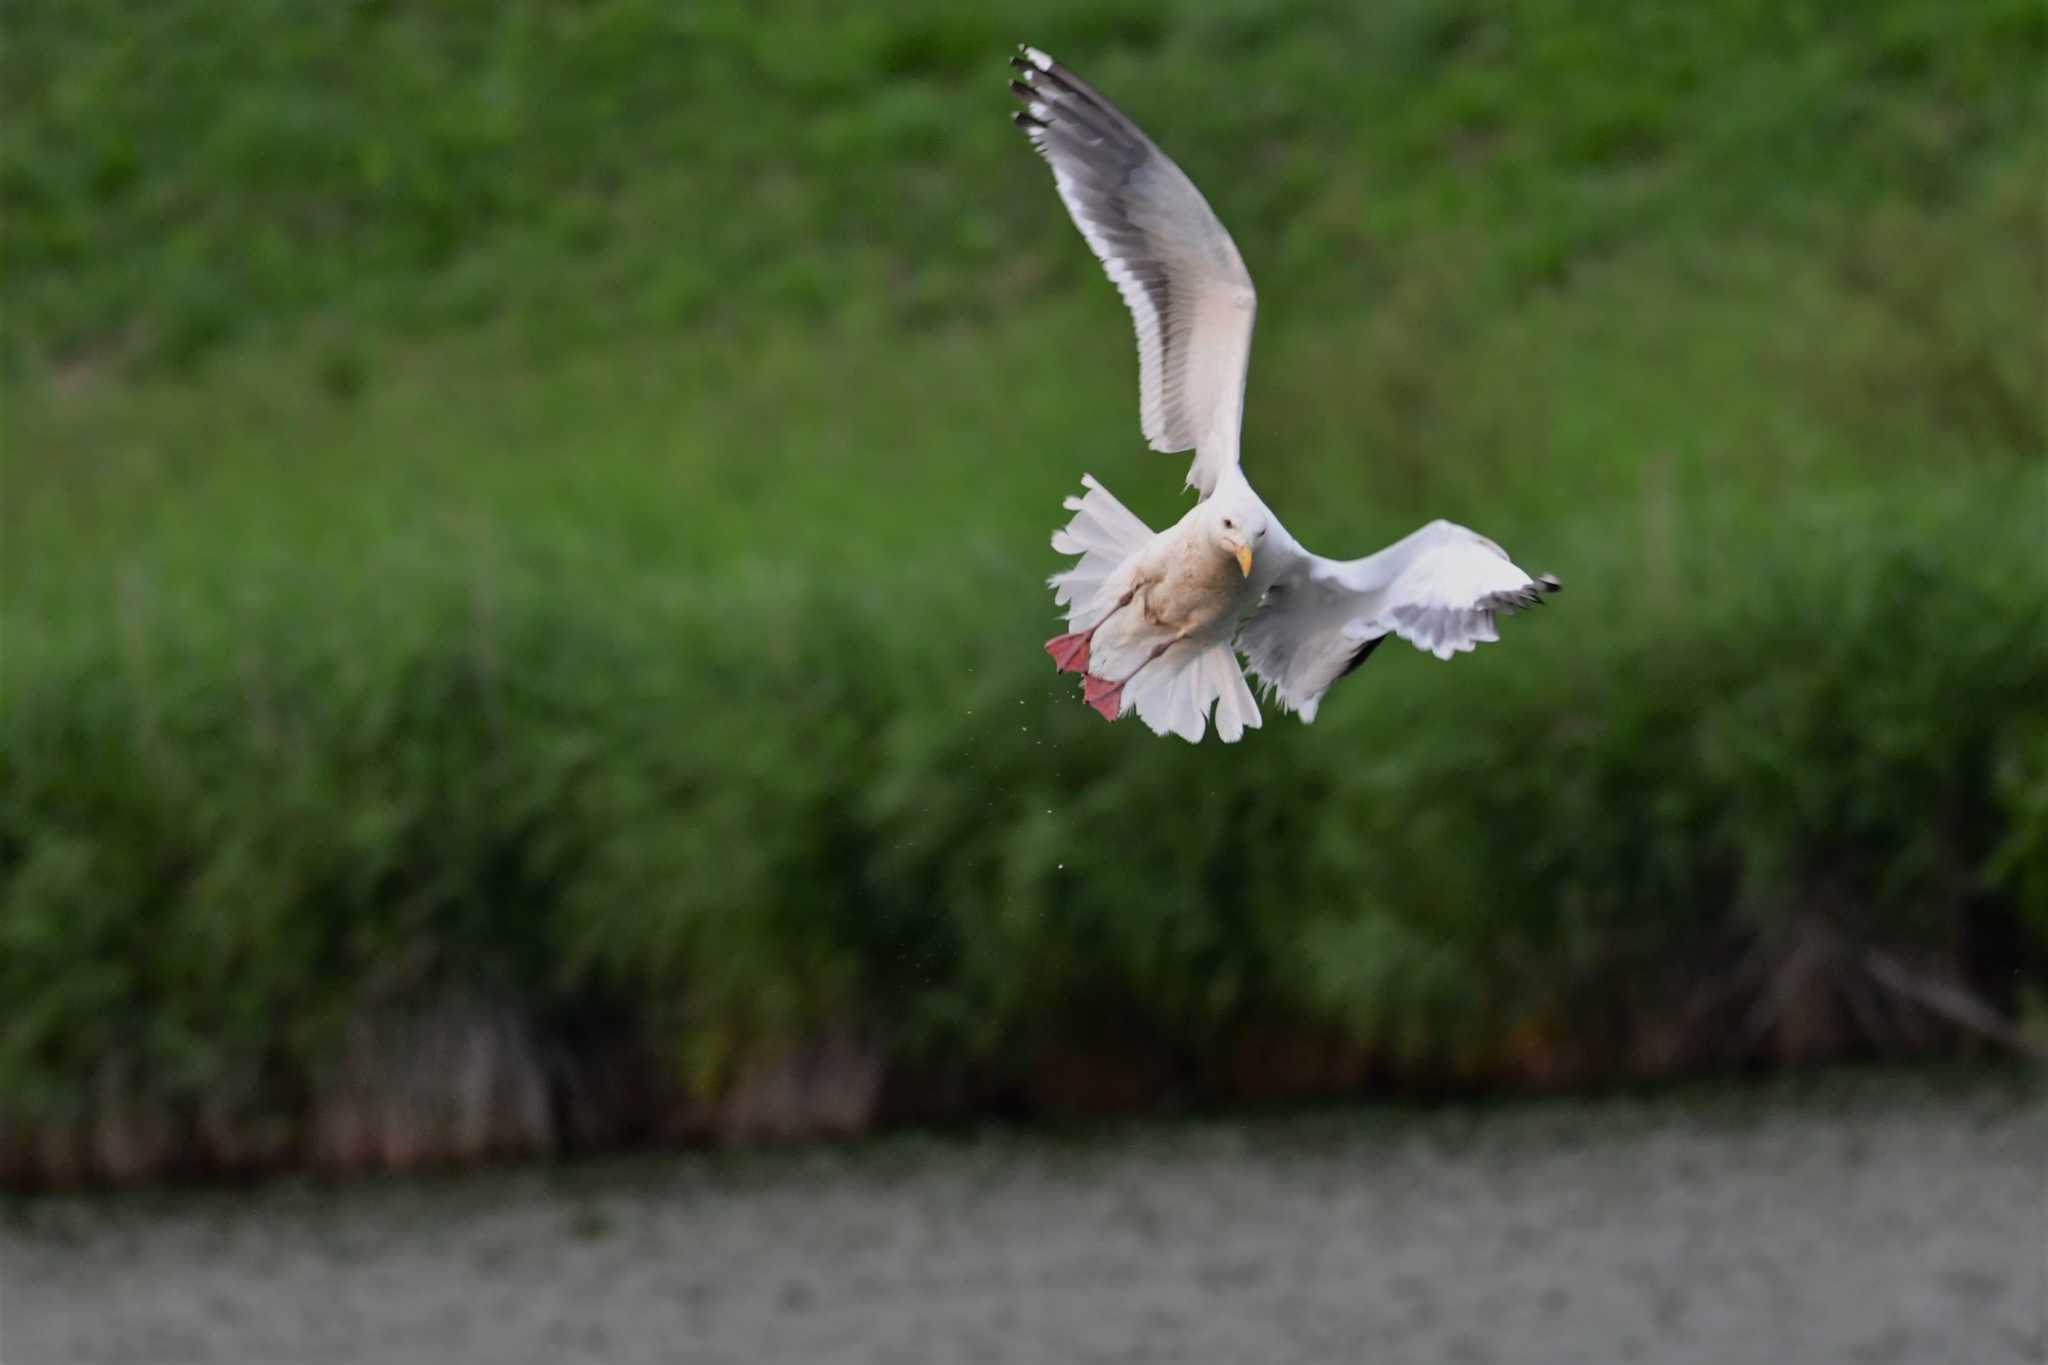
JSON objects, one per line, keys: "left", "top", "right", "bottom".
{"left": 4, "top": 1069, "right": 2042, "bottom": 1364}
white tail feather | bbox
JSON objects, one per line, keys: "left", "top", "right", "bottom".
{"left": 1126, "top": 644, "right": 1200, "bottom": 741}
{"left": 1048, "top": 473, "right": 1155, "bottom": 631}
{"left": 1123, "top": 641, "right": 1261, "bottom": 744}
{"left": 1206, "top": 644, "right": 1262, "bottom": 743}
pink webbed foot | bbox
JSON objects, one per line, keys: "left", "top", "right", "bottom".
{"left": 1082, "top": 674, "right": 1124, "bottom": 722}
{"left": 1044, "top": 631, "right": 1091, "bottom": 675}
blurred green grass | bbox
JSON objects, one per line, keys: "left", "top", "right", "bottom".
{"left": 2, "top": 0, "right": 2045, "bottom": 1170}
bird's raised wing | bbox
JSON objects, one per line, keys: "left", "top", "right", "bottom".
{"left": 1238, "top": 521, "right": 1560, "bottom": 722}
{"left": 1011, "top": 46, "right": 1256, "bottom": 499}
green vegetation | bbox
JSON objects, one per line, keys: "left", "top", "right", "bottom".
{"left": 3, "top": 0, "right": 2044, "bottom": 1178}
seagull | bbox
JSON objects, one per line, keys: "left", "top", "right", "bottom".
{"left": 1012, "top": 45, "right": 1560, "bottom": 743}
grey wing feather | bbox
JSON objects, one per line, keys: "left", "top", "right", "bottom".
{"left": 1238, "top": 521, "right": 1561, "bottom": 721}
{"left": 1011, "top": 47, "right": 1256, "bottom": 498}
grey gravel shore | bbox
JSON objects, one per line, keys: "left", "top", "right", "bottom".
{"left": 5, "top": 1068, "right": 2043, "bottom": 1364}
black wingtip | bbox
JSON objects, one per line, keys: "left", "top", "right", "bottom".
{"left": 1478, "top": 574, "right": 1563, "bottom": 615}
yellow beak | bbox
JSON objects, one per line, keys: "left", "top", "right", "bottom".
{"left": 1234, "top": 544, "right": 1254, "bottom": 578}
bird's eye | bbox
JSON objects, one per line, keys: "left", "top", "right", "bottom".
{"left": 1223, "top": 518, "right": 1235, "bottom": 529}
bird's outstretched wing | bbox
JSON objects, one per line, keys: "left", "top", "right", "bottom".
{"left": 1010, "top": 46, "right": 1256, "bottom": 499}
{"left": 1238, "top": 521, "right": 1560, "bottom": 722}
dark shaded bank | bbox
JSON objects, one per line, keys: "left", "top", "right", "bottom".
{"left": 5, "top": 1068, "right": 2042, "bottom": 1364}
{"left": 5, "top": 968, "right": 2042, "bottom": 1194}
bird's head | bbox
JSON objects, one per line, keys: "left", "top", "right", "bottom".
{"left": 1208, "top": 502, "right": 1266, "bottom": 578}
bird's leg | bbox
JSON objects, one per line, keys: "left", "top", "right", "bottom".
{"left": 1044, "top": 587, "right": 1138, "bottom": 675}
{"left": 1081, "top": 636, "right": 1178, "bottom": 722}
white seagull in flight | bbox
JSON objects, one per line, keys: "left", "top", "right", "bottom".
{"left": 1012, "top": 46, "right": 1560, "bottom": 743}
